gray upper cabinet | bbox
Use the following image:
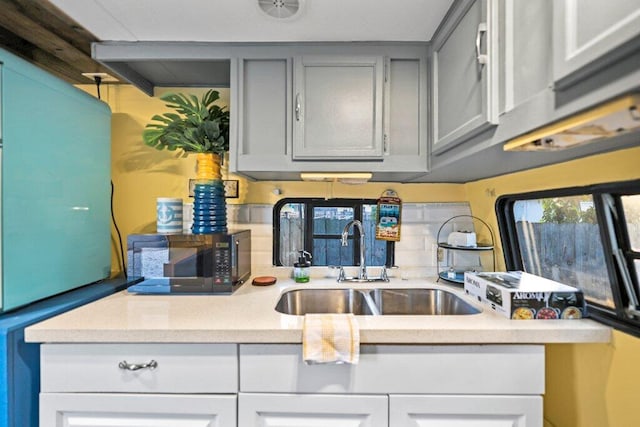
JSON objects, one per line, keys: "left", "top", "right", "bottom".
{"left": 553, "top": 0, "right": 640, "bottom": 89}
{"left": 431, "top": 0, "right": 499, "bottom": 154}
{"left": 231, "top": 57, "right": 292, "bottom": 174}
{"left": 292, "top": 55, "right": 384, "bottom": 160}
{"left": 230, "top": 45, "right": 428, "bottom": 181}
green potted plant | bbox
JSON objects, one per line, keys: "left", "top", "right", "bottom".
{"left": 142, "top": 89, "right": 229, "bottom": 179}
{"left": 143, "top": 89, "right": 231, "bottom": 234}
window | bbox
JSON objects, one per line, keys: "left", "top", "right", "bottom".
{"left": 620, "top": 195, "right": 640, "bottom": 286}
{"left": 497, "top": 179, "right": 640, "bottom": 336}
{"left": 274, "top": 198, "right": 394, "bottom": 267}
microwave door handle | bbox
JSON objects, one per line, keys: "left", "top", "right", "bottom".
{"left": 232, "top": 239, "right": 239, "bottom": 278}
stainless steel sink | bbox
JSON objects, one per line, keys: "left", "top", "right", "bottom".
{"left": 275, "top": 288, "right": 481, "bottom": 316}
{"left": 367, "top": 288, "right": 481, "bottom": 315}
{"left": 274, "top": 289, "right": 375, "bottom": 315}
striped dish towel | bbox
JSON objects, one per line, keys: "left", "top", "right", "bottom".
{"left": 302, "top": 313, "right": 360, "bottom": 365}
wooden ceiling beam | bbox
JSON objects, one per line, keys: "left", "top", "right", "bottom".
{"left": 0, "top": 25, "right": 88, "bottom": 83}
{"left": 0, "top": 0, "right": 102, "bottom": 77}
{"left": 30, "top": 45, "right": 93, "bottom": 83}
{"left": 13, "top": 0, "right": 97, "bottom": 55}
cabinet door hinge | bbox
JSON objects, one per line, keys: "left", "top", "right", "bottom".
{"left": 383, "top": 134, "right": 389, "bottom": 153}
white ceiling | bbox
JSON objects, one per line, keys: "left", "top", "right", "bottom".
{"left": 49, "top": 0, "right": 454, "bottom": 42}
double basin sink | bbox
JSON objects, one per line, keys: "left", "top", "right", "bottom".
{"left": 275, "top": 288, "right": 481, "bottom": 316}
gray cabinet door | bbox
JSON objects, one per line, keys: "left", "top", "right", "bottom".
{"left": 553, "top": 0, "right": 640, "bottom": 88}
{"left": 293, "top": 55, "right": 384, "bottom": 159}
{"left": 383, "top": 57, "right": 429, "bottom": 172}
{"left": 431, "top": 0, "right": 499, "bottom": 154}
{"left": 503, "top": 0, "right": 553, "bottom": 110}
{"left": 231, "top": 57, "right": 292, "bottom": 173}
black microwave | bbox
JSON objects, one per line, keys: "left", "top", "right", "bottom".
{"left": 126, "top": 230, "right": 251, "bottom": 294}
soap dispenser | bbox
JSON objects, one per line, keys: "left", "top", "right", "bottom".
{"left": 294, "top": 251, "right": 312, "bottom": 283}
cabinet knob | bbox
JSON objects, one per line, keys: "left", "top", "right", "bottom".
{"left": 118, "top": 360, "right": 158, "bottom": 371}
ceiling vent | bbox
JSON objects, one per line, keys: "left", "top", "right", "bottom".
{"left": 257, "top": 0, "right": 304, "bottom": 20}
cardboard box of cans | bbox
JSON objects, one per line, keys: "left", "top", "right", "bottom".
{"left": 463, "top": 271, "right": 585, "bottom": 320}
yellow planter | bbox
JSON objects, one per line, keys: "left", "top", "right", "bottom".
{"left": 195, "top": 152, "right": 222, "bottom": 181}
{"left": 192, "top": 152, "right": 227, "bottom": 234}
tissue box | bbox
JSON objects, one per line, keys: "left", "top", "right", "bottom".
{"left": 464, "top": 271, "right": 585, "bottom": 320}
{"left": 447, "top": 231, "right": 477, "bottom": 247}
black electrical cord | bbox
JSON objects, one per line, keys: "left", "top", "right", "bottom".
{"left": 111, "top": 180, "right": 127, "bottom": 278}
{"left": 93, "top": 75, "right": 127, "bottom": 277}
{"left": 94, "top": 75, "right": 102, "bottom": 100}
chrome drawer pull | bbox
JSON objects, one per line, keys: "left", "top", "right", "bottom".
{"left": 118, "top": 360, "right": 158, "bottom": 371}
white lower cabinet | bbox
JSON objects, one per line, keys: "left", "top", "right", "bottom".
{"left": 40, "top": 393, "right": 236, "bottom": 427}
{"left": 39, "top": 343, "right": 545, "bottom": 427}
{"left": 239, "top": 393, "right": 388, "bottom": 427}
{"left": 239, "top": 344, "right": 545, "bottom": 427}
{"left": 389, "top": 394, "right": 542, "bottom": 427}
{"left": 39, "top": 343, "right": 238, "bottom": 427}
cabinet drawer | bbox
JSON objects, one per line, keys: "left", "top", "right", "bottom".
{"left": 41, "top": 343, "right": 237, "bottom": 393}
{"left": 240, "top": 344, "right": 544, "bottom": 394}
{"left": 390, "top": 394, "right": 542, "bottom": 427}
{"left": 239, "top": 393, "right": 388, "bottom": 427}
{"left": 40, "top": 393, "right": 237, "bottom": 427}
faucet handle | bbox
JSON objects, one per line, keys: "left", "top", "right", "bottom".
{"left": 380, "top": 266, "right": 389, "bottom": 282}
{"left": 359, "top": 264, "right": 368, "bottom": 280}
{"left": 337, "top": 266, "right": 347, "bottom": 283}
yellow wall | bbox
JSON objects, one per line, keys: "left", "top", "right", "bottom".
{"left": 79, "top": 84, "right": 466, "bottom": 276}
{"left": 84, "top": 82, "right": 640, "bottom": 426}
{"left": 464, "top": 146, "right": 640, "bottom": 427}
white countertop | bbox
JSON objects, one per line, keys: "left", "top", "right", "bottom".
{"left": 24, "top": 277, "right": 611, "bottom": 344}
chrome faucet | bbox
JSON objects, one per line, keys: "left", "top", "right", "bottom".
{"left": 341, "top": 219, "right": 367, "bottom": 280}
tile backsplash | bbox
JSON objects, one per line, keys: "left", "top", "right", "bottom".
{"left": 228, "top": 202, "right": 474, "bottom": 279}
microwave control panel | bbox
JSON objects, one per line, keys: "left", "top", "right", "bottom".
{"left": 213, "top": 241, "right": 232, "bottom": 285}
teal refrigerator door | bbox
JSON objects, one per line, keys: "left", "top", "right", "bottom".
{"left": 1, "top": 48, "right": 111, "bottom": 311}
{"left": 0, "top": 61, "right": 3, "bottom": 311}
